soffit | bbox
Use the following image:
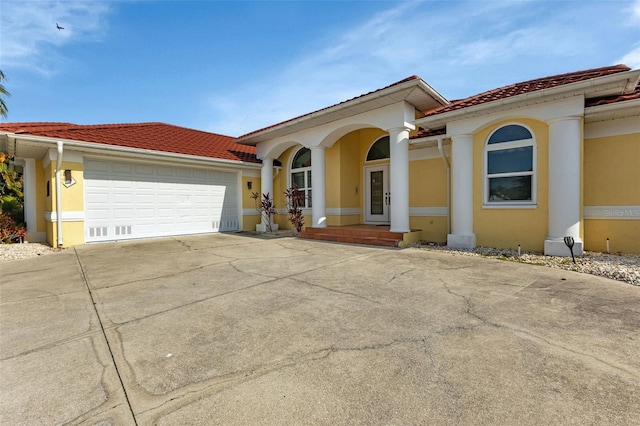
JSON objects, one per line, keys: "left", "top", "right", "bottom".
{"left": 237, "top": 78, "right": 447, "bottom": 145}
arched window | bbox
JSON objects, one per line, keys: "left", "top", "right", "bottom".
{"left": 484, "top": 124, "right": 536, "bottom": 205}
{"left": 366, "top": 136, "right": 390, "bottom": 161}
{"left": 290, "top": 147, "right": 312, "bottom": 208}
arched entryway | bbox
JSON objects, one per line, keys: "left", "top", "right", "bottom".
{"left": 364, "top": 135, "right": 390, "bottom": 224}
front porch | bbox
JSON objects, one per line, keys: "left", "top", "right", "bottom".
{"left": 299, "top": 224, "right": 422, "bottom": 248}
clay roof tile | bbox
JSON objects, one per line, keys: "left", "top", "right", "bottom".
{"left": 0, "top": 122, "right": 258, "bottom": 163}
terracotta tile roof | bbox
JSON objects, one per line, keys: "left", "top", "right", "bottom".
{"left": 238, "top": 76, "right": 420, "bottom": 140}
{"left": 0, "top": 122, "right": 258, "bottom": 163}
{"left": 422, "top": 64, "right": 632, "bottom": 118}
{"left": 411, "top": 127, "right": 446, "bottom": 139}
{"left": 585, "top": 83, "right": 640, "bottom": 107}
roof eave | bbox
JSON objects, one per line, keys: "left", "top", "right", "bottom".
{"left": 584, "top": 98, "right": 640, "bottom": 122}
{"left": 417, "top": 69, "right": 640, "bottom": 129}
{"left": 237, "top": 77, "right": 449, "bottom": 146}
{"left": 3, "top": 133, "right": 262, "bottom": 168}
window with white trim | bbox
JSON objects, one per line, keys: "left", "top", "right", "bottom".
{"left": 484, "top": 124, "right": 536, "bottom": 205}
{"left": 366, "top": 136, "right": 390, "bottom": 161}
{"left": 291, "top": 147, "right": 312, "bottom": 208}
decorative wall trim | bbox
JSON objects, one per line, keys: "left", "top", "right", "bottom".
{"left": 262, "top": 208, "right": 360, "bottom": 216}
{"left": 251, "top": 207, "right": 449, "bottom": 217}
{"left": 327, "top": 207, "right": 360, "bottom": 216}
{"left": 45, "top": 211, "right": 85, "bottom": 222}
{"left": 409, "top": 206, "right": 448, "bottom": 217}
{"left": 584, "top": 206, "right": 640, "bottom": 220}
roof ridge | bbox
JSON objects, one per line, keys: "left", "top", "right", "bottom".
{"left": 422, "top": 64, "right": 633, "bottom": 119}
{"left": 238, "top": 75, "right": 422, "bottom": 140}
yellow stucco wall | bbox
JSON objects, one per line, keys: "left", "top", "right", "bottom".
{"left": 273, "top": 128, "right": 449, "bottom": 236}
{"left": 584, "top": 220, "right": 640, "bottom": 254}
{"left": 242, "top": 176, "right": 262, "bottom": 231}
{"left": 409, "top": 158, "right": 447, "bottom": 207}
{"left": 45, "top": 160, "right": 85, "bottom": 247}
{"left": 584, "top": 132, "right": 640, "bottom": 253}
{"left": 473, "top": 118, "right": 549, "bottom": 252}
{"left": 35, "top": 159, "right": 47, "bottom": 233}
{"left": 584, "top": 134, "right": 640, "bottom": 205}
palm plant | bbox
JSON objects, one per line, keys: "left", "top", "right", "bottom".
{"left": 0, "top": 70, "right": 9, "bottom": 118}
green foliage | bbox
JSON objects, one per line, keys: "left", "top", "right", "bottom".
{"left": 0, "top": 70, "right": 9, "bottom": 118}
{"left": 0, "top": 153, "right": 25, "bottom": 242}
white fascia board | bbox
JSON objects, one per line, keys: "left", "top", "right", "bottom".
{"left": 584, "top": 98, "right": 640, "bottom": 119}
{"left": 256, "top": 102, "right": 415, "bottom": 160}
{"left": 417, "top": 79, "right": 449, "bottom": 106}
{"left": 417, "top": 70, "right": 640, "bottom": 129}
{"left": 239, "top": 78, "right": 445, "bottom": 145}
{"left": 585, "top": 115, "right": 640, "bottom": 139}
{"left": 9, "top": 134, "right": 261, "bottom": 170}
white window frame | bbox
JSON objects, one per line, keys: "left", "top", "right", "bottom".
{"left": 365, "top": 135, "right": 391, "bottom": 163}
{"left": 483, "top": 123, "right": 537, "bottom": 208}
{"left": 289, "top": 147, "right": 312, "bottom": 210}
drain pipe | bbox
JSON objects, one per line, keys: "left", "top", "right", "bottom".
{"left": 56, "top": 141, "right": 64, "bottom": 247}
{"left": 437, "top": 137, "right": 451, "bottom": 235}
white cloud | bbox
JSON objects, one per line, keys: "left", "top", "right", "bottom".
{"left": 629, "top": 0, "right": 640, "bottom": 23}
{"left": 0, "top": 1, "right": 110, "bottom": 75}
{"left": 619, "top": 44, "right": 640, "bottom": 69}
{"left": 202, "top": 0, "right": 639, "bottom": 136}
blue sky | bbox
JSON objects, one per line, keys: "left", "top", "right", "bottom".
{"left": 1, "top": 0, "right": 639, "bottom": 136}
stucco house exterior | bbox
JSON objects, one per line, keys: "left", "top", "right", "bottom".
{"left": 2, "top": 64, "right": 639, "bottom": 254}
{"left": 0, "top": 123, "right": 262, "bottom": 246}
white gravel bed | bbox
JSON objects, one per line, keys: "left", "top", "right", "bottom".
{"left": 413, "top": 243, "right": 639, "bottom": 286}
{"left": 0, "top": 243, "right": 61, "bottom": 263}
{"left": 2, "top": 241, "right": 639, "bottom": 286}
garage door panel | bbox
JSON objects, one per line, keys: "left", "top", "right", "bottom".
{"left": 85, "top": 159, "right": 239, "bottom": 242}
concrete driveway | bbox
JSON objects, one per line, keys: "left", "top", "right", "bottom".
{"left": 1, "top": 233, "right": 639, "bottom": 425}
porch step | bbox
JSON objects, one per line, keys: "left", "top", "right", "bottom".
{"left": 299, "top": 226, "right": 405, "bottom": 247}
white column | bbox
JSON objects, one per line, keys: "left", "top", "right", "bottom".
{"left": 545, "top": 116, "right": 583, "bottom": 256}
{"left": 388, "top": 127, "right": 411, "bottom": 233}
{"left": 23, "top": 159, "right": 38, "bottom": 240}
{"left": 257, "top": 157, "right": 277, "bottom": 231}
{"left": 311, "top": 146, "right": 327, "bottom": 228}
{"left": 447, "top": 134, "right": 476, "bottom": 249}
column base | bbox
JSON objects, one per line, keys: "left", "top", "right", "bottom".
{"left": 256, "top": 223, "right": 279, "bottom": 233}
{"left": 447, "top": 233, "right": 476, "bottom": 250}
{"left": 544, "top": 238, "right": 583, "bottom": 257}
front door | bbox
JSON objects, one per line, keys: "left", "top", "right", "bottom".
{"left": 365, "top": 164, "right": 390, "bottom": 223}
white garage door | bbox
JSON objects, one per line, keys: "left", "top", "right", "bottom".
{"left": 84, "top": 158, "right": 239, "bottom": 242}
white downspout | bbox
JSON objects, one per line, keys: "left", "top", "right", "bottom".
{"left": 56, "top": 141, "right": 64, "bottom": 247}
{"left": 437, "top": 137, "right": 451, "bottom": 236}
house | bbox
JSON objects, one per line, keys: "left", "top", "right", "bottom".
{"left": 2, "top": 64, "right": 639, "bottom": 254}
{"left": 236, "top": 64, "right": 640, "bottom": 255}
{"left": 0, "top": 123, "right": 263, "bottom": 246}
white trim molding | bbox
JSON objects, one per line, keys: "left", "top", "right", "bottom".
{"left": 45, "top": 211, "right": 85, "bottom": 222}
{"left": 585, "top": 116, "right": 640, "bottom": 139}
{"left": 409, "top": 207, "right": 448, "bottom": 217}
{"left": 327, "top": 207, "right": 361, "bottom": 216}
{"left": 584, "top": 206, "right": 640, "bottom": 220}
